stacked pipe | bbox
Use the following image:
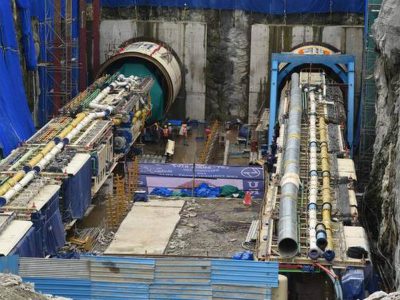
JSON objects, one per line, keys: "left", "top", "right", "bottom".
{"left": 278, "top": 73, "right": 302, "bottom": 258}
{"left": 0, "top": 76, "right": 132, "bottom": 206}
{"left": 307, "top": 91, "right": 321, "bottom": 260}
{"left": 319, "top": 116, "right": 335, "bottom": 261}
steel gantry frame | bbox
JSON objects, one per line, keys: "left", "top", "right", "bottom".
{"left": 268, "top": 53, "right": 356, "bottom": 156}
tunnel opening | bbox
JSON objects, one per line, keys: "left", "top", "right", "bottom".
{"left": 96, "top": 39, "right": 183, "bottom": 123}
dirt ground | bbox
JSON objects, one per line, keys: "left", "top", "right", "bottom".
{"left": 164, "top": 198, "right": 261, "bottom": 257}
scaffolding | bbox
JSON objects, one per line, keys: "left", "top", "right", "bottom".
{"left": 37, "top": 0, "right": 80, "bottom": 125}
{"left": 105, "top": 174, "right": 130, "bottom": 232}
{"left": 356, "top": 0, "right": 382, "bottom": 190}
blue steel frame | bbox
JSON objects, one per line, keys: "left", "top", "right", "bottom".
{"left": 268, "top": 53, "right": 355, "bottom": 156}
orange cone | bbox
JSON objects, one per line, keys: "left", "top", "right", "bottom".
{"left": 243, "top": 191, "right": 252, "bottom": 206}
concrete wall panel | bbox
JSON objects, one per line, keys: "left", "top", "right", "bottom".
{"left": 248, "top": 24, "right": 269, "bottom": 124}
{"left": 322, "top": 26, "right": 345, "bottom": 51}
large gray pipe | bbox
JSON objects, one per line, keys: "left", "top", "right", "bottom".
{"left": 278, "top": 73, "right": 302, "bottom": 258}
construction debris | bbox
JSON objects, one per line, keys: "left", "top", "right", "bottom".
{"left": 0, "top": 273, "right": 69, "bottom": 300}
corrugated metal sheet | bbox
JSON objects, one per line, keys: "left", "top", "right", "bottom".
{"left": 19, "top": 257, "right": 90, "bottom": 278}
{"left": 87, "top": 256, "right": 155, "bottom": 283}
{"left": 14, "top": 256, "right": 278, "bottom": 300}
{"left": 212, "top": 284, "right": 271, "bottom": 300}
{"left": 91, "top": 281, "right": 149, "bottom": 299}
{"left": 149, "top": 284, "right": 212, "bottom": 300}
{"left": 154, "top": 258, "right": 211, "bottom": 285}
{"left": 211, "top": 260, "right": 279, "bottom": 287}
{"left": 0, "top": 255, "right": 19, "bottom": 274}
{"left": 23, "top": 277, "right": 91, "bottom": 300}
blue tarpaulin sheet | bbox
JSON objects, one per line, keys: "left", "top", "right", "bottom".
{"left": 9, "top": 227, "right": 41, "bottom": 257}
{"left": 100, "top": 0, "right": 364, "bottom": 14}
{"left": 31, "top": 189, "right": 65, "bottom": 256}
{"left": 342, "top": 268, "right": 365, "bottom": 300}
{"left": 62, "top": 158, "right": 92, "bottom": 220}
{"left": 0, "top": 1, "right": 35, "bottom": 156}
{"left": 16, "top": 0, "right": 37, "bottom": 70}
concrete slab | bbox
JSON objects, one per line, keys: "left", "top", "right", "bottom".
{"left": 105, "top": 199, "right": 185, "bottom": 255}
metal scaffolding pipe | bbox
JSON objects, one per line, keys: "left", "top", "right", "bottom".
{"left": 278, "top": 73, "right": 302, "bottom": 258}
{"left": 319, "top": 116, "right": 335, "bottom": 261}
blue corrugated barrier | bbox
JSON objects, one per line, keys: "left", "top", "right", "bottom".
{"left": 100, "top": 0, "right": 364, "bottom": 14}
{"left": 0, "top": 1, "right": 35, "bottom": 156}
{"left": 2, "top": 256, "right": 279, "bottom": 299}
{"left": 0, "top": 256, "right": 19, "bottom": 274}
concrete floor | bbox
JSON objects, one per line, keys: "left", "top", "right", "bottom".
{"left": 105, "top": 199, "right": 185, "bottom": 255}
{"left": 164, "top": 198, "right": 261, "bottom": 257}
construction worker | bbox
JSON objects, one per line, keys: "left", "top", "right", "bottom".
{"left": 250, "top": 138, "right": 258, "bottom": 165}
{"left": 162, "top": 125, "right": 169, "bottom": 145}
{"left": 153, "top": 122, "right": 161, "bottom": 142}
{"left": 168, "top": 123, "right": 173, "bottom": 139}
{"left": 205, "top": 126, "right": 211, "bottom": 140}
{"left": 180, "top": 123, "right": 188, "bottom": 146}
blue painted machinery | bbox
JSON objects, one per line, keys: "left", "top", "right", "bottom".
{"left": 268, "top": 51, "right": 355, "bottom": 156}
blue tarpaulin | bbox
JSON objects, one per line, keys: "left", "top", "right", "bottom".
{"left": 150, "top": 187, "right": 173, "bottom": 197}
{"left": 62, "top": 158, "right": 92, "bottom": 220}
{"left": 9, "top": 227, "right": 42, "bottom": 257}
{"left": 342, "top": 268, "right": 365, "bottom": 300}
{"left": 16, "top": 0, "right": 37, "bottom": 70}
{"left": 31, "top": 188, "right": 65, "bottom": 256}
{"left": 100, "top": 0, "right": 364, "bottom": 14}
{"left": 0, "top": 1, "right": 35, "bottom": 156}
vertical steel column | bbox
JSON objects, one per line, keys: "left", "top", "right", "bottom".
{"left": 347, "top": 61, "right": 355, "bottom": 157}
{"left": 268, "top": 59, "right": 279, "bottom": 148}
{"left": 278, "top": 73, "right": 302, "bottom": 258}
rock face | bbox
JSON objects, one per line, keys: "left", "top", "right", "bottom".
{"left": 366, "top": 0, "right": 400, "bottom": 290}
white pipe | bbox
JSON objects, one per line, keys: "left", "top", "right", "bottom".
{"left": 0, "top": 111, "right": 108, "bottom": 205}
{"left": 0, "top": 171, "right": 36, "bottom": 205}
{"left": 308, "top": 91, "right": 321, "bottom": 260}
{"left": 89, "top": 79, "right": 132, "bottom": 113}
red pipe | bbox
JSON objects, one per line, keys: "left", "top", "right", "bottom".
{"left": 92, "top": 0, "right": 101, "bottom": 75}
{"left": 79, "top": 0, "right": 87, "bottom": 91}
{"left": 314, "top": 262, "right": 338, "bottom": 279}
